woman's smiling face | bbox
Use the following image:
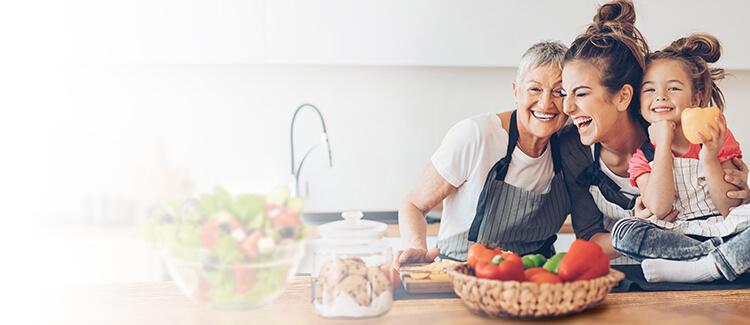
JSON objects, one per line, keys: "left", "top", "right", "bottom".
{"left": 513, "top": 65, "right": 568, "bottom": 139}
{"left": 562, "top": 60, "right": 628, "bottom": 146}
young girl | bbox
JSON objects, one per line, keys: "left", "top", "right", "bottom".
{"left": 611, "top": 33, "right": 750, "bottom": 283}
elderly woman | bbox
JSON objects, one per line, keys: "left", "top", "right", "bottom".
{"left": 397, "top": 41, "right": 580, "bottom": 264}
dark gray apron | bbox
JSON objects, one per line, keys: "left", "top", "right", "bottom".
{"left": 576, "top": 142, "right": 654, "bottom": 230}
{"left": 437, "top": 111, "right": 570, "bottom": 261}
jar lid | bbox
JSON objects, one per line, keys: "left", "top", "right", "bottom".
{"left": 318, "top": 211, "right": 387, "bottom": 241}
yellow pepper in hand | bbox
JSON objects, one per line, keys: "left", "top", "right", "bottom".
{"left": 681, "top": 106, "right": 722, "bottom": 144}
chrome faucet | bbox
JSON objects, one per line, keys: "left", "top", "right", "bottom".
{"left": 290, "top": 103, "right": 333, "bottom": 198}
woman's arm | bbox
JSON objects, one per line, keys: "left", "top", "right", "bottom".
{"left": 725, "top": 157, "right": 750, "bottom": 205}
{"left": 396, "top": 163, "right": 457, "bottom": 266}
{"left": 557, "top": 126, "right": 619, "bottom": 256}
{"left": 590, "top": 232, "right": 619, "bottom": 258}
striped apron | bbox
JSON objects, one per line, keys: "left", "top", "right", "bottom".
{"left": 436, "top": 111, "right": 570, "bottom": 261}
{"left": 576, "top": 143, "right": 648, "bottom": 230}
{"left": 576, "top": 142, "right": 651, "bottom": 265}
{"left": 638, "top": 152, "right": 750, "bottom": 237}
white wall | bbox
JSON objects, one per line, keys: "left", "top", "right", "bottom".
{"left": 3, "top": 0, "right": 750, "bottom": 224}
{"left": 6, "top": 64, "right": 750, "bottom": 223}
{"left": 5, "top": 1, "right": 750, "bottom": 68}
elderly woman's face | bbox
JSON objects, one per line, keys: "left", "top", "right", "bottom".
{"left": 513, "top": 66, "right": 567, "bottom": 139}
{"left": 561, "top": 61, "right": 622, "bottom": 146}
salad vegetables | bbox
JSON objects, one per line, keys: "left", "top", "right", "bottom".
{"left": 145, "top": 186, "right": 306, "bottom": 307}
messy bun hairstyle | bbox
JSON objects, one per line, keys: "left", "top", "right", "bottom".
{"left": 565, "top": 0, "right": 650, "bottom": 123}
{"left": 648, "top": 33, "right": 727, "bottom": 110}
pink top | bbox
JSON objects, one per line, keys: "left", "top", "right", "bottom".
{"left": 628, "top": 129, "right": 742, "bottom": 187}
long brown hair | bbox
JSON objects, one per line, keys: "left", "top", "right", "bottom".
{"left": 648, "top": 33, "right": 727, "bottom": 110}
{"left": 564, "top": 0, "right": 650, "bottom": 123}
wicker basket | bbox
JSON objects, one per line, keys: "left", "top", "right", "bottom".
{"left": 447, "top": 263, "right": 624, "bottom": 319}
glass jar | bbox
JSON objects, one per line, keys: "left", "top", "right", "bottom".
{"left": 312, "top": 211, "right": 393, "bottom": 318}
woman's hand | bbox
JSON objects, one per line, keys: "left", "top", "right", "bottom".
{"left": 726, "top": 157, "right": 750, "bottom": 208}
{"left": 648, "top": 120, "right": 676, "bottom": 147}
{"left": 634, "top": 196, "right": 679, "bottom": 221}
{"left": 396, "top": 163, "right": 456, "bottom": 268}
{"left": 394, "top": 247, "right": 440, "bottom": 268}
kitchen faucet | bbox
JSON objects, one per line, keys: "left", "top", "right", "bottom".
{"left": 290, "top": 103, "right": 333, "bottom": 198}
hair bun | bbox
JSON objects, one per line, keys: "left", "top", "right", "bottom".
{"left": 671, "top": 34, "right": 721, "bottom": 63}
{"left": 593, "top": 0, "right": 637, "bottom": 28}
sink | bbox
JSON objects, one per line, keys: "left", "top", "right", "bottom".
{"left": 302, "top": 211, "right": 398, "bottom": 225}
{"left": 302, "top": 210, "right": 440, "bottom": 225}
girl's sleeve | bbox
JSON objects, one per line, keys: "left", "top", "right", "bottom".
{"left": 718, "top": 129, "right": 742, "bottom": 162}
{"left": 628, "top": 148, "right": 652, "bottom": 187}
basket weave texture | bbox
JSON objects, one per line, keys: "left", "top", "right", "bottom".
{"left": 447, "top": 263, "right": 624, "bottom": 319}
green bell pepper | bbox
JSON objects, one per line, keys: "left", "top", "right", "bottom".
{"left": 543, "top": 252, "right": 566, "bottom": 274}
{"left": 521, "top": 254, "right": 547, "bottom": 269}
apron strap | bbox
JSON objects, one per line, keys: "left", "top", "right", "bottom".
{"left": 469, "top": 111, "right": 519, "bottom": 242}
{"left": 494, "top": 111, "right": 519, "bottom": 181}
{"left": 550, "top": 134, "right": 561, "bottom": 174}
{"left": 641, "top": 141, "right": 655, "bottom": 162}
{"left": 577, "top": 143, "right": 638, "bottom": 210}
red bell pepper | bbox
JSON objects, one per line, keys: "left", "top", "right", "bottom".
{"left": 474, "top": 252, "right": 525, "bottom": 281}
{"left": 523, "top": 267, "right": 547, "bottom": 279}
{"left": 467, "top": 243, "right": 504, "bottom": 269}
{"left": 527, "top": 269, "right": 561, "bottom": 284}
{"left": 557, "top": 239, "right": 610, "bottom": 282}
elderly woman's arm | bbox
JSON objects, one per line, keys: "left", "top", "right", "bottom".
{"left": 396, "top": 163, "right": 457, "bottom": 266}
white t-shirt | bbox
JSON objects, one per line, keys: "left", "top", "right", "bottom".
{"left": 431, "top": 113, "right": 555, "bottom": 240}
{"left": 594, "top": 148, "right": 640, "bottom": 198}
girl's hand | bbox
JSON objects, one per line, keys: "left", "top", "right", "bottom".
{"left": 648, "top": 120, "right": 676, "bottom": 147}
{"left": 699, "top": 114, "right": 728, "bottom": 161}
{"left": 634, "top": 196, "right": 679, "bottom": 221}
{"left": 726, "top": 157, "right": 750, "bottom": 208}
{"left": 633, "top": 196, "right": 652, "bottom": 219}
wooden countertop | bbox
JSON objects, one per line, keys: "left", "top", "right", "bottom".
{"left": 307, "top": 216, "right": 574, "bottom": 238}
{"left": 60, "top": 276, "right": 750, "bottom": 324}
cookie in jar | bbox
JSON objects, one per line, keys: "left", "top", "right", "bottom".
{"left": 313, "top": 211, "right": 393, "bottom": 318}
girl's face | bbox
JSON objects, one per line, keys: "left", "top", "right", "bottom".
{"left": 562, "top": 61, "right": 630, "bottom": 146}
{"left": 640, "top": 59, "right": 699, "bottom": 125}
{"left": 512, "top": 65, "right": 568, "bottom": 139}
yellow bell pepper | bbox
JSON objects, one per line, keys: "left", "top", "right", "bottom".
{"left": 681, "top": 106, "right": 722, "bottom": 144}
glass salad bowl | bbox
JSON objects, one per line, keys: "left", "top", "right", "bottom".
{"left": 145, "top": 187, "right": 307, "bottom": 309}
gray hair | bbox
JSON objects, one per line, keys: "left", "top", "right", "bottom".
{"left": 516, "top": 41, "right": 569, "bottom": 83}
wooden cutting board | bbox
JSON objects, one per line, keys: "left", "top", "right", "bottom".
{"left": 400, "top": 274, "right": 454, "bottom": 293}
{"left": 399, "top": 261, "right": 458, "bottom": 294}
